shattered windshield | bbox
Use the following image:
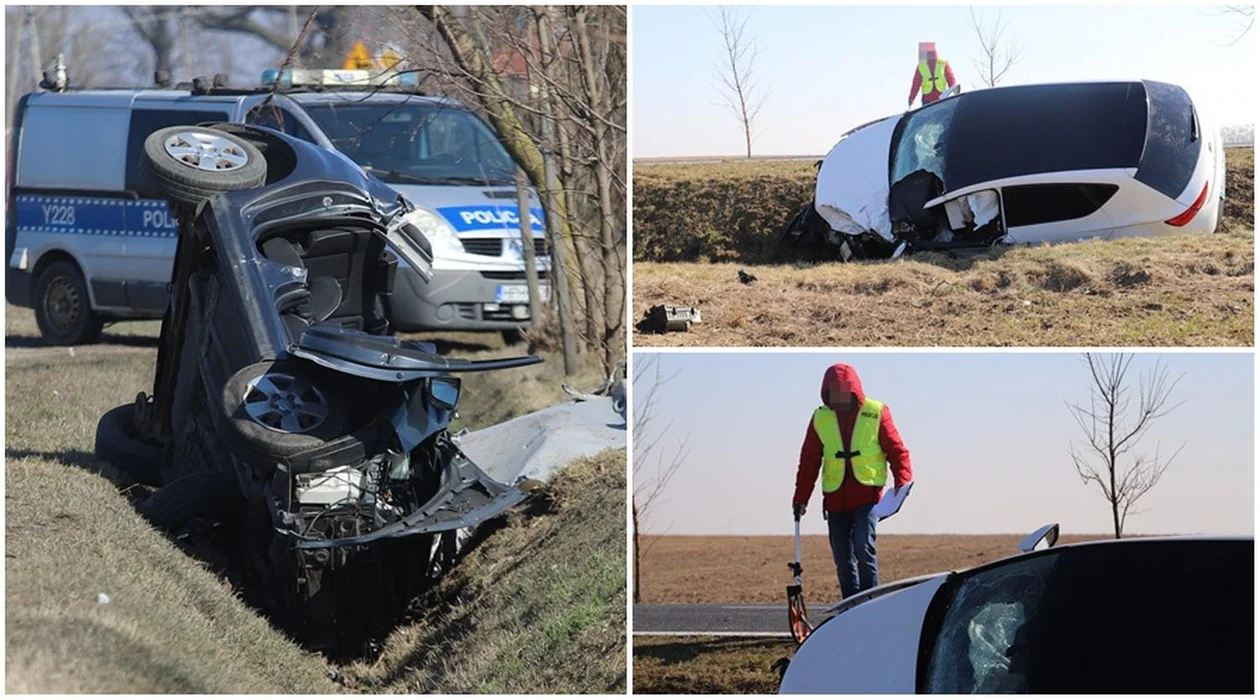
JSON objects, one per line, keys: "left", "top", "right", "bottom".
{"left": 923, "top": 553, "right": 1056, "bottom": 693}
{"left": 303, "top": 101, "right": 517, "bottom": 186}
{"left": 890, "top": 98, "right": 959, "bottom": 185}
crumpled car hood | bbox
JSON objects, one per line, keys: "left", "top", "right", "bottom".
{"left": 814, "top": 115, "right": 899, "bottom": 242}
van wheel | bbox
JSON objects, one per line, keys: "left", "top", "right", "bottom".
{"left": 141, "top": 126, "right": 267, "bottom": 208}
{"left": 34, "top": 260, "right": 102, "bottom": 345}
{"left": 501, "top": 329, "right": 524, "bottom": 345}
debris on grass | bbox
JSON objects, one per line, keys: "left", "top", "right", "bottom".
{"left": 637, "top": 304, "right": 703, "bottom": 334}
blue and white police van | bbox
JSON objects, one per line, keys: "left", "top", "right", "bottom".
{"left": 6, "top": 68, "right": 550, "bottom": 345}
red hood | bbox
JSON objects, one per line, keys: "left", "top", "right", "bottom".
{"left": 821, "top": 363, "right": 866, "bottom": 409}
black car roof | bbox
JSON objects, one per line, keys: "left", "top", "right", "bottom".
{"left": 937, "top": 81, "right": 1149, "bottom": 191}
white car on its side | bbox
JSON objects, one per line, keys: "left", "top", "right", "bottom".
{"left": 783, "top": 80, "right": 1227, "bottom": 261}
{"left": 779, "top": 526, "right": 1253, "bottom": 694}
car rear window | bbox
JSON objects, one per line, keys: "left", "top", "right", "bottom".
{"left": 1002, "top": 183, "right": 1119, "bottom": 227}
{"left": 1134, "top": 80, "right": 1202, "bottom": 200}
{"left": 124, "top": 108, "right": 231, "bottom": 194}
{"left": 941, "top": 83, "right": 1147, "bottom": 191}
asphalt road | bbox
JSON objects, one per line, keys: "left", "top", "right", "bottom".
{"left": 633, "top": 604, "right": 791, "bottom": 637}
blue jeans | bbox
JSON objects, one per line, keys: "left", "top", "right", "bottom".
{"left": 827, "top": 504, "right": 879, "bottom": 598}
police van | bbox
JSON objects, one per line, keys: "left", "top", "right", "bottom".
{"left": 6, "top": 67, "right": 550, "bottom": 345}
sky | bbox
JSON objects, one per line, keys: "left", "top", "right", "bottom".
{"left": 633, "top": 4, "right": 1256, "bottom": 157}
{"left": 634, "top": 352, "right": 1254, "bottom": 537}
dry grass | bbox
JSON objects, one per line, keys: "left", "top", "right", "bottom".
{"left": 5, "top": 318, "right": 335, "bottom": 693}
{"left": 633, "top": 636, "right": 794, "bottom": 694}
{"left": 343, "top": 450, "right": 627, "bottom": 693}
{"left": 634, "top": 228, "right": 1253, "bottom": 346}
{"left": 638, "top": 534, "right": 1108, "bottom": 606}
{"left": 4, "top": 304, "right": 624, "bottom": 693}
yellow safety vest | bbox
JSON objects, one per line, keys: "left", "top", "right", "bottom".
{"left": 813, "top": 399, "right": 888, "bottom": 492}
{"left": 918, "top": 59, "right": 949, "bottom": 94}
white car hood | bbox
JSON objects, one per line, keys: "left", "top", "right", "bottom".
{"left": 814, "top": 115, "right": 900, "bottom": 242}
{"left": 780, "top": 574, "right": 948, "bottom": 694}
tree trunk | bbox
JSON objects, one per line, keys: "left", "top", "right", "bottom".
{"left": 515, "top": 169, "right": 543, "bottom": 334}
{"left": 571, "top": 7, "right": 623, "bottom": 372}
{"left": 26, "top": 8, "right": 43, "bottom": 91}
{"left": 632, "top": 498, "right": 641, "bottom": 604}
{"left": 534, "top": 9, "right": 578, "bottom": 375}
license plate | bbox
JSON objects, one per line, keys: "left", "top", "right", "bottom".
{"left": 496, "top": 284, "right": 550, "bottom": 304}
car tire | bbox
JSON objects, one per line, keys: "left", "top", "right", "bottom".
{"left": 141, "top": 125, "right": 267, "bottom": 208}
{"left": 95, "top": 404, "right": 164, "bottom": 485}
{"left": 33, "top": 260, "right": 102, "bottom": 345}
{"left": 141, "top": 471, "right": 244, "bottom": 532}
{"left": 215, "top": 360, "right": 361, "bottom": 466}
{"left": 1214, "top": 196, "right": 1226, "bottom": 233}
{"left": 501, "top": 328, "right": 524, "bottom": 346}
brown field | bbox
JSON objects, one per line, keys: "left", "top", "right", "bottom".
{"left": 631, "top": 149, "right": 1255, "bottom": 347}
{"left": 638, "top": 534, "right": 1106, "bottom": 606}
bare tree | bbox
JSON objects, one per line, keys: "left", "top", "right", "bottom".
{"left": 966, "top": 7, "right": 1023, "bottom": 87}
{"left": 631, "top": 355, "right": 689, "bottom": 603}
{"left": 1065, "top": 354, "right": 1186, "bottom": 539}
{"left": 710, "top": 6, "right": 766, "bottom": 159}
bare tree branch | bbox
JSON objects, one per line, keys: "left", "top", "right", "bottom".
{"left": 1065, "top": 353, "right": 1185, "bottom": 538}
{"left": 967, "top": 7, "right": 1023, "bottom": 87}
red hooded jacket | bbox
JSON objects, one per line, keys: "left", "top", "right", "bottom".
{"left": 793, "top": 363, "right": 913, "bottom": 513}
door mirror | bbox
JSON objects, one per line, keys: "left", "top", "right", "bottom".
{"left": 1017, "top": 523, "right": 1059, "bottom": 553}
{"left": 429, "top": 376, "right": 461, "bottom": 410}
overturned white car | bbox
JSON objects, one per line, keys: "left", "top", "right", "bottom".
{"left": 783, "top": 80, "right": 1227, "bottom": 260}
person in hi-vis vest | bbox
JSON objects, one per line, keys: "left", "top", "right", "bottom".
{"left": 792, "top": 363, "right": 913, "bottom": 598}
{"left": 907, "top": 41, "right": 957, "bottom": 108}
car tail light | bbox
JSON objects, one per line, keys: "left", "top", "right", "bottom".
{"left": 1165, "top": 181, "right": 1209, "bottom": 227}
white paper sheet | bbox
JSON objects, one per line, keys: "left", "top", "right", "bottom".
{"left": 873, "top": 481, "right": 913, "bottom": 521}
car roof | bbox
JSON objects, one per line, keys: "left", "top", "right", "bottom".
{"left": 24, "top": 89, "right": 245, "bottom": 108}
{"left": 22, "top": 88, "right": 465, "bottom": 110}
{"left": 935, "top": 80, "right": 1151, "bottom": 191}
{"left": 285, "top": 91, "right": 461, "bottom": 107}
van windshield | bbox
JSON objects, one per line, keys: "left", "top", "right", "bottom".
{"left": 302, "top": 101, "right": 517, "bottom": 186}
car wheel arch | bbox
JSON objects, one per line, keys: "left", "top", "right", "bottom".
{"left": 30, "top": 249, "right": 96, "bottom": 307}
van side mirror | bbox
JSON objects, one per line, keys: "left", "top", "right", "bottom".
{"left": 1017, "top": 523, "right": 1060, "bottom": 553}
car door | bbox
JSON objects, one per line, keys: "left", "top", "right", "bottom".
{"left": 122, "top": 103, "right": 232, "bottom": 311}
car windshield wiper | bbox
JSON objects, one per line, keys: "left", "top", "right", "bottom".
{"left": 361, "top": 168, "right": 513, "bottom": 187}
{"left": 360, "top": 167, "right": 443, "bottom": 186}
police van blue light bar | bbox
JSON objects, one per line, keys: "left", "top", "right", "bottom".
{"left": 260, "top": 68, "right": 419, "bottom": 88}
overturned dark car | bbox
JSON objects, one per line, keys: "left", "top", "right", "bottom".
{"left": 95, "top": 122, "right": 542, "bottom": 653}
{"left": 784, "top": 80, "right": 1226, "bottom": 261}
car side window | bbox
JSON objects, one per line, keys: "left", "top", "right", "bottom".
{"left": 1001, "top": 184, "right": 1119, "bottom": 227}
{"left": 245, "top": 104, "right": 318, "bottom": 144}
{"left": 124, "top": 109, "right": 230, "bottom": 193}
{"left": 923, "top": 553, "right": 1057, "bottom": 694}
